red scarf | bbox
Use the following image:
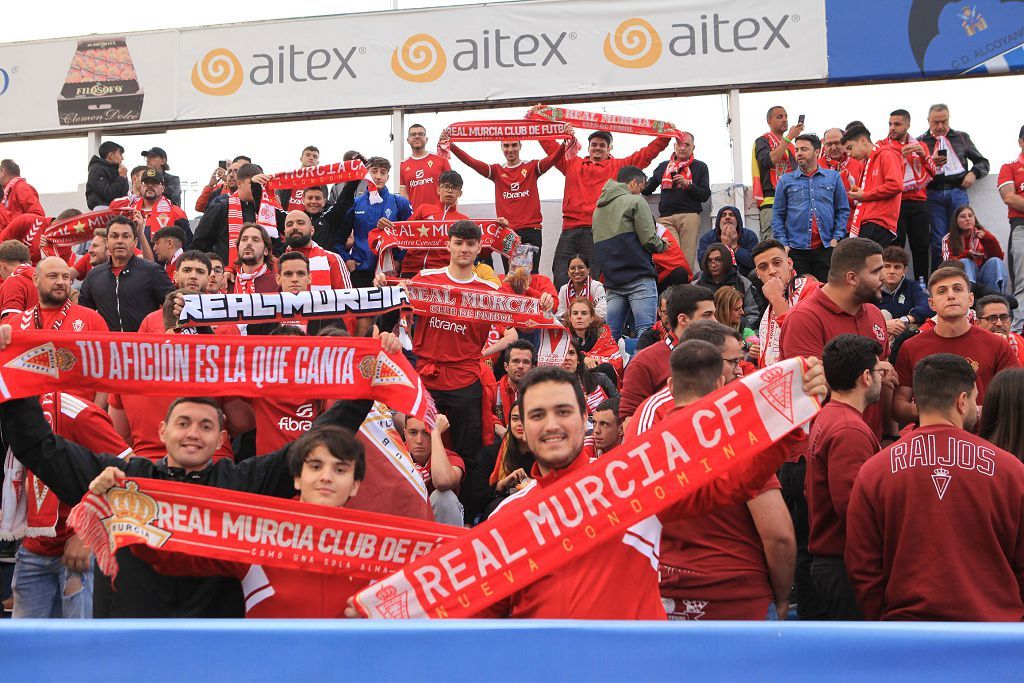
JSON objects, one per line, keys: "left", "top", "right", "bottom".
{"left": 0, "top": 331, "right": 436, "bottom": 427}
{"left": 818, "top": 151, "right": 858, "bottom": 187}
{"left": 849, "top": 144, "right": 881, "bottom": 236}
{"left": 133, "top": 195, "right": 175, "bottom": 230}
{"left": 880, "top": 137, "right": 931, "bottom": 191}
{"left": 353, "top": 357, "right": 820, "bottom": 618}
{"left": 751, "top": 132, "right": 795, "bottom": 207}
{"left": 2, "top": 176, "right": 23, "bottom": 208}
{"left": 527, "top": 105, "right": 685, "bottom": 156}
{"left": 228, "top": 193, "right": 278, "bottom": 268}
{"left": 68, "top": 477, "right": 465, "bottom": 581}
{"left": 233, "top": 263, "right": 270, "bottom": 294}
{"left": 262, "top": 161, "right": 366, "bottom": 200}
{"left": 177, "top": 286, "right": 408, "bottom": 328}
{"left": 661, "top": 154, "right": 694, "bottom": 189}
{"left": 585, "top": 384, "right": 608, "bottom": 413}
{"left": 25, "top": 393, "right": 62, "bottom": 537}
{"left": 757, "top": 276, "right": 818, "bottom": 368}
{"left": 437, "top": 120, "right": 571, "bottom": 159}
{"left": 404, "top": 281, "right": 562, "bottom": 330}
{"left": 288, "top": 243, "right": 351, "bottom": 290}
{"left": 42, "top": 208, "right": 131, "bottom": 246}
{"left": 370, "top": 220, "right": 520, "bottom": 274}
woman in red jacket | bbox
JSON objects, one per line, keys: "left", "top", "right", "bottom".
{"left": 562, "top": 296, "right": 622, "bottom": 386}
{"left": 941, "top": 205, "right": 1010, "bottom": 294}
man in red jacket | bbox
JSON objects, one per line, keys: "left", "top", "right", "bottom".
{"left": 476, "top": 351, "right": 825, "bottom": 619}
{"left": 90, "top": 424, "right": 370, "bottom": 618}
{"left": 0, "top": 159, "right": 44, "bottom": 225}
{"left": 533, "top": 106, "right": 671, "bottom": 290}
{"left": 807, "top": 334, "right": 888, "bottom": 620}
{"left": 846, "top": 354, "right": 1024, "bottom": 621}
{"left": 884, "top": 110, "right": 937, "bottom": 278}
{"left": 844, "top": 125, "right": 904, "bottom": 248}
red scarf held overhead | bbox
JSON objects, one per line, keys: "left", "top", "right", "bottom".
{"left": 353, "top": 357, "right": 821, "bottom": 619}
{"left": 42, "top": 208, "right": 132, "bottom": 246}
{"left": 262, "top": 160, "right": 366, "bottom": 200}
{"left": 0, "top": 331, "right": 436, "bottom": 428}
{"left": 437, "top": 120, "right": 572, "bottom": 159}
{"left": 370, "top": 220, "right": 521, "bottom": 274}
{"left": 527, "top": 104, "right": 685, "bottom": 156}
{"left": 68, "top": 476, "right": 465, "bottom": 581}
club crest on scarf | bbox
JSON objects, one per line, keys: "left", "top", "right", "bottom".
{"left": 102, "top": 481, "right": 172, "bottom": 548}
{"left": 358, "top": 352, "right": 414, "bottom": 389}
{"left": 758, "top": 366, "right": 795, "bottom": 423}
{"left": 4, "top": 343, "right": 78, "bottom": 378}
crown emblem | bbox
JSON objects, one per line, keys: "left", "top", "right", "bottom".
{"left": 931, "top": 467, "right": 952, "bottom": 500}
{"left": 101, "top": 481, "right": 172, "bottom": 548}
{"left": 358, "top": 354, "right": 376, "bottom": 380}
{"left": 373, "top": 583, "right": 411, "bottom": 619}
{"left": 55, "top": 347, "right": 78, "bottom": 372}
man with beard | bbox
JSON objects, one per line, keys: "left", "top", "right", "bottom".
{"left": 778, "top": 237, "right": 894, "bottom": 620}
{"left": 807, "top": 334, "right": 888, "bottom": 620}
{"left": 79, "top": 216, "right": 173, "bottom": 332}
{"left": 232, "top": 223, "right": 277, "bottom": 295}
{"left": 892, "top": 267, "right": 1018, "bottom": 424}
{"left": 192, "top": 163, "right": 270, "bottom": 267}
{"left": 132, "top": 169, "right": 191, "bottom": 243}
{"left": 846, "top": 354, "right": 1024, "bottom": 620}
{"left": 282, "top": 210, "right": 354, "bottom": 330}
{"left": 136, "top": 251, "right": 238, "bottom": 336}
{"left": 493, "top": 339, "right": 537, "bottom": 429}
{"left": 883, "top": 110, "right": 937, "bottom": 278}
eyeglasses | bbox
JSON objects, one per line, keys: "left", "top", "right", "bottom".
{"left": 438, "top": 184, "right": 461, "bottom": 192}
{"left": 722, "top": 357, "right": 743, "bottom": 367}
{"left": 980, "top": 314, "right": 1012, "bottom": 324}
{"left": 211, "top": 267, "right": 225, "bottom": 274}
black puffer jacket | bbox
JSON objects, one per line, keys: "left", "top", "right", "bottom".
{"left": 0, "top": 396, "right": 372, "bottom": 618}
{"left": 85, "top": 155, "right": 129, "bottom": 209}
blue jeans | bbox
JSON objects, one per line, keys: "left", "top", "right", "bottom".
{"left": 605, "top": 277, "right": 658, "bottom": 340}
{"left": 961, "top": 257, "right": 1011, "bottom": 295}
{"left": 927, "top": 187, "right": 969, "bottom": 268}
{"left": 12, "top": 546, "right": 93, "bottom": 619}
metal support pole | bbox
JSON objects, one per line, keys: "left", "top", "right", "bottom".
{"left": 391, "top": 108, "right": 405, "bottom": 192}
{"left": 87, "top": 130, "right": 102, "bottom": 163}
{"left": 727, "top": 89, "right": 745, "bottom": 213}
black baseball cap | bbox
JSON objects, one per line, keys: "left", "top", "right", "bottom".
{"left": 141, "top": 146, "right": 168, "bottom": 159}
{"left": 140, "top": 168, "right": 165, "bottom": 184}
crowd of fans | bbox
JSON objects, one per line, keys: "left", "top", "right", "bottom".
{"left": 0, "top": 100, "right": 1023, "bottom": 622}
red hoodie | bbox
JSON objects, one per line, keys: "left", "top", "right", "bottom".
{"left": 845, "top": 425, "right": 1024, "bottom": 621}
{"left": 852, "top": 144, "right": 904, "bottom": 235}
{"left": 540, "top": 137, "right": 669, "bottom": 230}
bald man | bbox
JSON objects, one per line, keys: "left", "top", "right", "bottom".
{"left": 819, "top": 127, "right": 863, "bottom": 209}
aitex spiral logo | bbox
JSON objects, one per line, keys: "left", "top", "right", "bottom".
{"left": 603, "top": 17, "right": 662, "bottom": 69}
{"left": 191, "top": 48, "right": 243, "bottom": 96}
{"left": 391, "top": 34, "right": 446, "bottom": 83}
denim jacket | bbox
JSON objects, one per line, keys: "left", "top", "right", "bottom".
{"left": 771, "top": 167, "right": 849, "bottom": 249}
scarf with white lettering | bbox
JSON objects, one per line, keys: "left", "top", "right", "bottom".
{"left": 2, "top": 176, "right": 23, "bottom": 209}
{"left": 751, "top": 132, "right": 795, "bottom": 207}
{"left": 437, "top": 120, "right": 571, "bottom": 159}
{"left": 262, "top": 161, "right": 366, "bottom": 200}
{"left": 177, "top": 286, "right": 409, "bottom": 328}
{"left": 42, "top": 208, "right": 132, "bottom": 246}
{"left": 68, "top": 476, "right": 465, "bottom": 581}
{"left": 662, "top": 153, "right": 694, "bottom": 189}
{"left": 370, "top": 220, "right": 521, "bottom": 274}
{"left": 353, "top": 357, "right": 820, "bottom": 618}
{"left": 526, "top": 105, "right": 684, "bottom": 157}
{"left": 404, "top": 281, "right": 562, "bottom": 330}
{"left": 0, "top": 331, "right": 436, "bottom": 427}
{"left": 757, "top": 276, "right": 818, "bottom": 368}
{"left": 234, "top": 263, "right": 270, "bottom": 295}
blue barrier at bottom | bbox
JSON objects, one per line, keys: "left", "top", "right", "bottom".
{"left": 2, "top": 620, "right": 1023, "bottom": 682}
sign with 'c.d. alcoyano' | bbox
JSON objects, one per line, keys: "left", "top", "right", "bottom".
{"left": 0, "top": 0, "right": 827, "bottom": 137}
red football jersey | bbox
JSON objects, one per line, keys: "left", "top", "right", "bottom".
{"left": 0, "top": 268, "right": 38, "bottom": 318}
{"left": 894, "top": 325, "right": 1019, "bottom": 405}
{"left": 400, "top": 154, "right": 451, "bottom": 209}
{"left": 250, "top": 396, "right": 323, "bottom": 454}
{"left": 411, "top": 267, "right": 497, "bottom": 391}
{"left": 997, "top": 158, "right": 1024, "bottom": 221}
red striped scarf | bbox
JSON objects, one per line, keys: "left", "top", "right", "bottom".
{"left": 661, "top": 154, "right": 694, "bottom": 189}
{"left": 751, "top": 132, "right": 795, "bottom": 208}
{"left": 527, "top": 105, "right": 685, "bottom": 156}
